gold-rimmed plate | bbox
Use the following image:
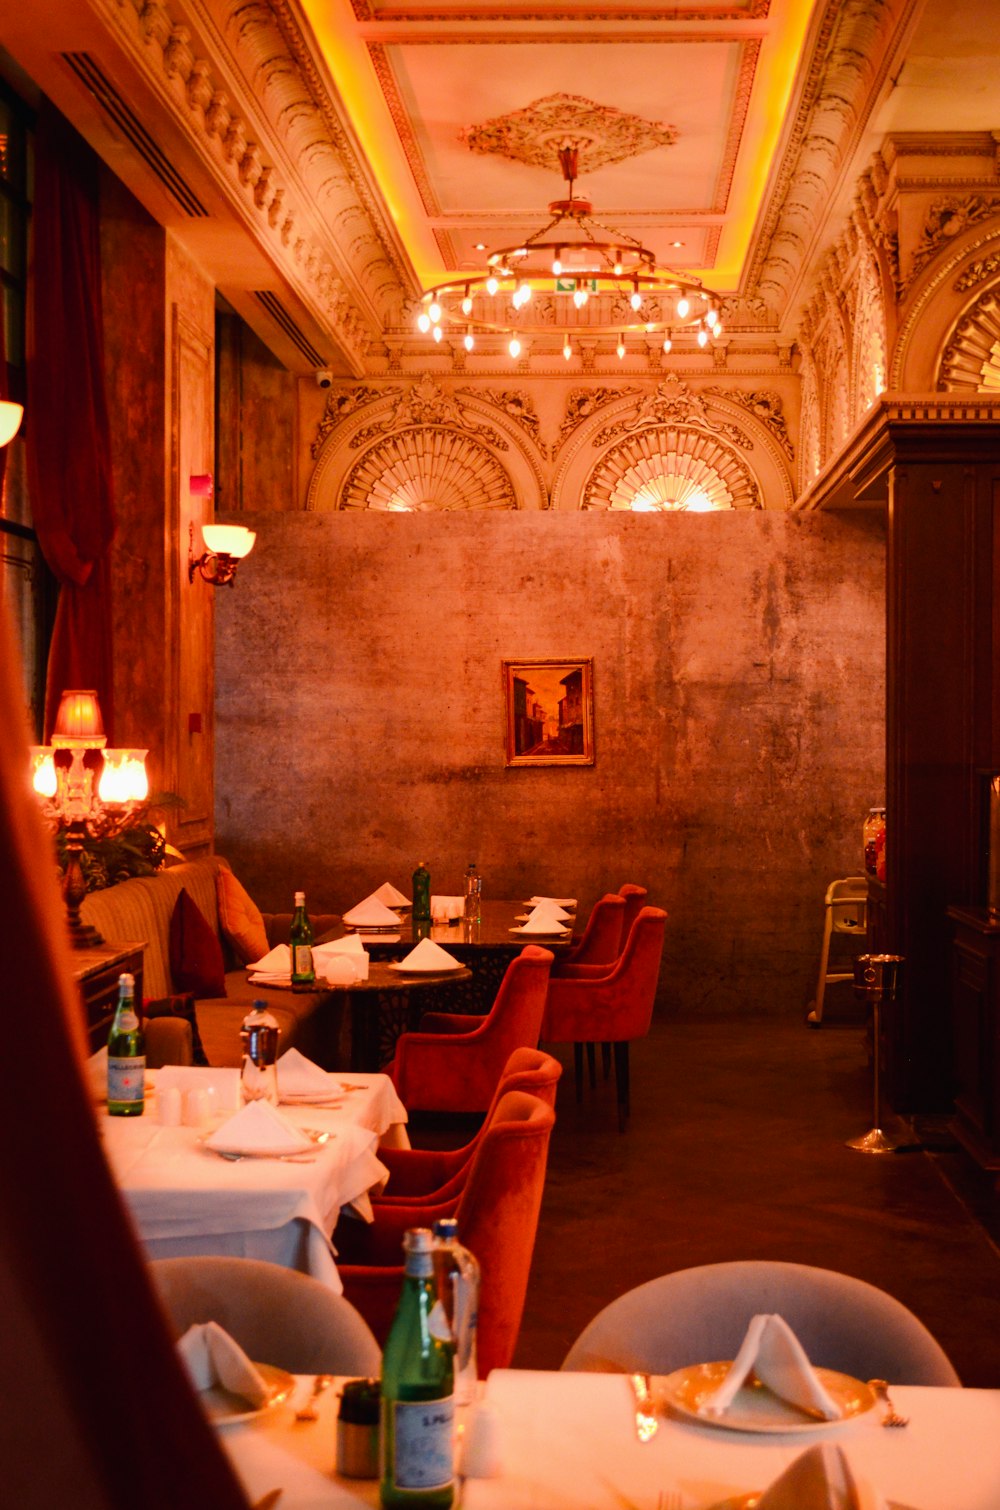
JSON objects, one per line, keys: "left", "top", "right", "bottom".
{"left": 201, "top": 1362, "right": 295, "bottom": 1426}
{"left": 660, "top": 1362, "right": 875, "bottom": 1433}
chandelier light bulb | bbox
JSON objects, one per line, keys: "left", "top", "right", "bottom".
{"left": 432, "top": 325, "right": 443, "bottom": 343}
{"left": 676, "top": 297, "right": 690, "bottom": 319}
{"left": 630, "top": 291, "right": 642, "bottom": 311}
{"left": 616, "top": 341, "right": 626, "bottom": 360}
{"left": 519, "top": 283, "right": 531, "bottom": 304}
{"left": 614, "top": 259, "right": 623, "bottom": 276}
{"left": 462, "top": 295, "right": 473, "bottom": 316}
{"left": 552, "top": 257, "right": 562, "bottom": 276}
{"left": 508, "top": 335, "right": 521, "bottom": 358}
{"left": 573, "top": 289, "right": 588, "bottom": 309}
{"left": 464, "top": 330, "right": 474, "bottom": 351}
{"left": 713, "top": 322, "right": 724, "bottom": 339}
{"left": 417, "top": 312, "right": 431, "bottom": 333}
{"left": 487, "top": 276, "right": 499, "bottom": 296}
{"left": 697, "top": 327, "right": 709, "bottom": 347}
{"left": 662, "top": 336, "right": 672, "bottom": 354}
{"left": 563, "top": 337, "right": 572, "bottom": 360}
{"left": 428, "top": 301, "right": 442, "bottom": 323}
{"left": 706, "top": 308, "right": 719, "bottom": 329}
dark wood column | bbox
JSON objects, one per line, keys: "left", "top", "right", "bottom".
{"left": 802, "top": 401, "right": 1000, "bottom": 1112}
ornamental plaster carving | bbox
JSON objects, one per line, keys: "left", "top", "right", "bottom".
{"left": 460, "top": 94, "right": 677, "bottom": 172}
{"left": 593, "top": 375, "right": 753, "bottom": 451}
{"left": 903, "top": 197, "right": 1000, "bottom": 296}
{"left": 350, "top": 374, "right": 507, "bottom": 449}
{"left": 462, "top": 389, "right": 546, "bottom": 458}
{"left": 582, "top": 426, "right": 761, "bottom": 511}
{"left": 938, "top": 289, "right": 1000, "bottom": 393}
{"left": 955, "top": 252, "right": 1000, "bottom": 292}
{"left": 340, "top": 429, "right": 517, "bottom": 511}
{"left": 557, "top": 388, "right": 640, "bottom": 450}
{"left": 703, "top": 388, "right": 794, "bottom": 459}
{"left": 312, "top": 385, "right": 390, "bottom": 458}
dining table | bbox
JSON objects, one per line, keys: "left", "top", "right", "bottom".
{"left": 214, "top": 1367, "right": 1000, "bottom": 1509}
{"left": 98, "top": 1066, "right": 407, "bottom": 1292}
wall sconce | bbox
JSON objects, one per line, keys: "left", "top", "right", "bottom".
{"left": 0, "top": 400, "right": 24, "bottom": 447}
{"left": 31, "top": 690, "right": 148, "bottom": 949}
{"left": 187, "top": 520, "right": 256, "bottom": 587}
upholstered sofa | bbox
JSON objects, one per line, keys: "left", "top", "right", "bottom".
{"left": 79, "top": 855, "right": 342, "bottom": 1068}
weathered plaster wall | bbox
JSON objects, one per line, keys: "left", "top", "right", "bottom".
{"left": 214, "top": 508, "right": 885, "bottom": 1017}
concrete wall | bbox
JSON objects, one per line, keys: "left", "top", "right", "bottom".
{"left": 214, "top": 507, "right": 885, "bottom": 1017}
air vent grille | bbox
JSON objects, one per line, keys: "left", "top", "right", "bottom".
{"left": 254, "top": 291, "right": 327, "bottom": 367}
{"left": 62, "top": 52, "right": 209, "bottom": 219}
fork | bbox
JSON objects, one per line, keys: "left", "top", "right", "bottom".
{"left": 295, "top": 1373, "right": 334, "bottom": 1422}
{"left": 868, "top": 1378, "right": 909, "bottom": 1427}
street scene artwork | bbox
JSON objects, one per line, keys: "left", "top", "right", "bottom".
{"left": 503, "top": 659, "right": 594, "bottom": 767}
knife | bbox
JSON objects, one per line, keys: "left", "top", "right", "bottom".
{"left": 628, "top": 1371, "right": 659, "bottom": 1443}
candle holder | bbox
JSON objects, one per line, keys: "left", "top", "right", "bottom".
{"left": 847, "top": 953, "right": 907, "bottom": 1153}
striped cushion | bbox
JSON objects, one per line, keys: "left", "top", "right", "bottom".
{"left": 80, "top": 858, "right": 225, "bottom": 999}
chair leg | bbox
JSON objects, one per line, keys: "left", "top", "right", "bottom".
{"left": 807, "top": 908, "right": 834, "bottom": 1026}
{"left": 585, "top": 1041, "right": 597, "bottom": 1089}
{"left": 601, "top": 1042, "right": 611, "bottom": 1079}
{"left": 573, "top": 1043, "right": 584, "bottom": 1102}
{"left": 613, "top": 1042, "right": 630, "bottom": 1131}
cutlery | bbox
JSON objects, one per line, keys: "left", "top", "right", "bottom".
{"left": 869, "top": 1378, "right": 908, "bottom": 1427}
{"left": 295, "top": 1373, "right": 334, "bottom": 1422}
{"left": 215, "top": 1150, "right": 318, "bottom": 1163}
{"left": 628, "top": 1371, "right": 659, "bottom": 1443}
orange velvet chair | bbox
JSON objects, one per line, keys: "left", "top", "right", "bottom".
{"left": 386, "top": 944, "right": 553, "bottom": 1113}
{"left": 618, "top": 883, "right": 649, "bottom": 941}
{"left": 374, "top": 1046, "right": 561, "bottom": 1206}
{"left": 542, "top": 906, "right": 667, "bottom": 1130}
{"left": 338, "top": 1091, "right": 556, "bottom": 1374}
{"left": 551, "top": 893, "right": 626, "bottom": 974}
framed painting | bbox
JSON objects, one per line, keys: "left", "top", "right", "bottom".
{"left": 502, "top": 658, "right": 594, "bottom": 767}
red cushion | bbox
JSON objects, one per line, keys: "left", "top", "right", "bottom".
{"left": 168, "top": 887, "right": 226, "bottom": 999}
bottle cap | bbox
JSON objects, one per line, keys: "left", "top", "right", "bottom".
{"left": 294, "top": 890, "right": 305, "bottom": 904}
{"left": 403, "top": 1227, "right": 434, "bottom": 1255}
{"left": 118, "top": 973, "right": 134, "bottom": 991}
{"left": 338, "top": 1379, "right": 380, "bottom": 1425}
{"left": 433, "top": 1218, "right": 459, "bottom": 1240}
{"left": 252, "top": 999, "right": 267, "bottom": 1011}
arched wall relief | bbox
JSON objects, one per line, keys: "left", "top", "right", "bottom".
{"left": 549, "top": 374, "right": 793, "bottom": 511}
{"left": 892, "top": 218, "right": 1000, "bottom": 391}
{"left": 306, "top": 374, "right": 547, "bottom": 510}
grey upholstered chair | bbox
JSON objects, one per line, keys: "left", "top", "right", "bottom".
{"left": 561, "top": 1260, "right": 960, "bottom": 1386}
{"left": 149, "top": 1256, "right": 382, "bottom": 1375}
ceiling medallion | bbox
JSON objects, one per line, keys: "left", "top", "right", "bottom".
{"left": 416, "top": 146, "right": 724, "bottom": 363}
{"left": 461, "top": 93, "right": 677, "bottom": 173}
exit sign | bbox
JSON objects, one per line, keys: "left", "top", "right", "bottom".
{"left": 555, "top": 278, "right": 598, "bottom": 293}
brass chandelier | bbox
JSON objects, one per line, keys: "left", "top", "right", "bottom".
{"left": 415, "top": 146, "right": 725, "bottom": 361}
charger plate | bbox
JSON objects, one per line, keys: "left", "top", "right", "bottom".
{"left": 660, "top": 1362, "right": 875, "bottom": 1433}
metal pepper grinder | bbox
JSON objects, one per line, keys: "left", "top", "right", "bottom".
{"left": 847, "top": 953, "right": 906, "bottom": 1153}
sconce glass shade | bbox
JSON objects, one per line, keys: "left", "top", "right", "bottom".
{"left": 98, "top": 749, "right": 149, "bottom": 805}
{"left": 201, "top": 525, "right": 256, "bottom": 559}
{"left": 0, "top": 400, "right": 24, "bottom": 447}
{"left": 52, "top": 689, "right": 106, "bottom": 743}
{"left": 30, "top": 747, "right": 57, "bottom": 799}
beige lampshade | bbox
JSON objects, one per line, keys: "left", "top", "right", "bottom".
{"left": 201, "top": 524, "right": 256, "bottom": 559}
{"left": 52, "top": 690, "right": 106, "bottom": 742}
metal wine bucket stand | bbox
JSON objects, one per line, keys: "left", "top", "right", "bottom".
{"left": 847, "top": 953, "right": 908, "bottom": 1154}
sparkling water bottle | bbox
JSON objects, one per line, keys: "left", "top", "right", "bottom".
{"left": 107, "top": 972, "right": 145, "bottom": 1117}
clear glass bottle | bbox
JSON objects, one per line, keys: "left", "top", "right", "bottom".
{"left": 290, "top": 890, "right": 315, "bottom": 991}
{"left": 239, "top": 999, "right": 280, "bottom": 1105}
{"left": 380, "top": 1227, "right": 455, "bottom": 1509}
{"left": 432, "top": 1217, "right": 480, "bottom": 1407}
{"left": 412, "top": 862, "right": 431, "bottom": 924}
{"left": 463, "top": 860, "right": 482, "bottom": 924}
{"left": 107, "top": 972, "right": 145, "bottom": 1117}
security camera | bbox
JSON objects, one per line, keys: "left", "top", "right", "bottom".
{"left": 315, "top": 368, "right": 333, "bottom": 389}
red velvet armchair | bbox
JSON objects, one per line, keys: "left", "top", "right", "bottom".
{"left": 386, "top": 944, "right": 554, "bottom": 1113}
{"left": 551, "top": 893, "right": 626, "bottom": 975}
{"left": 618, "top": 883, "right": 649, "bottom": 942}
{"left": 374, "top": 1046, "right": 561, "bottom": 1206}
{"left": 338, "top": 1090, "right": 556, "bottom": 1374}
{"left": 542, "top": 906, "right": 667, "bottom": 1130}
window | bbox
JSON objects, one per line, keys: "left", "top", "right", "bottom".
{"left": 0, "top": 76, "right": 55, "bottom": 737}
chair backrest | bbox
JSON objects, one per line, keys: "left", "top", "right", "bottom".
{"left": 618, "top": 884, "right": 649, "bottom": 944}
{"left": 825, "top": 876, "right": 868, "bottom": 934}
{"left": 148, "top": 1256, "right": 382, "bottom": 1375}
{"left": 562, "top": 894, "right": 626, "bottom": 968}
{"left": 472, "top": 943, "right": 555, "bottom": 1056}
{"left": 543, "top": 907, "right": 667, "bottom": 1044}
{"left": 560, "top": 1260, "right": 960, "bottom": 1386}
{"left": 455, "top": 1090, "right": 556, "bottom": 1376}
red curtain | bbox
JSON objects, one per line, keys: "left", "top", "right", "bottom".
{"left": 26, "top": 99, "right": 116, "bottom": 741}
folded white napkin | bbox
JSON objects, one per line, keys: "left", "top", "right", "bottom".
{"left": 527, "top": 900, "right": 572, "bottom": 923}
{"left": 398, "top": 936, "right": 461, "bottom": 971}
{"left": 177, "top": 1321, "right": 272, "bottom": 1407}
{"left": 246, "top": 942, "right": 291, "bottom": 974}
{"left": 312, "top": 935, "right": 369, "bottom": 983}
{"left": 756, "top": 1444, "right": 887, "bottom": 1510}
{"left": 431, "top": 894, "right": 465, "bottom": 921}
{"left": 204, "top": 1098, "right": 312, "bottom": 1155}
{"left": 373, "top": 880, "right": 410, "bottom": 908}
{"left": 342, "top": 895, "right": 401, "bottom": 927}
{"left": 516, "top": 911, "right": 570, "bottom": 935}
{"left": 700, "top": 1314, "right": 842, "bottom": 1420}
{"left": 276, "top": 1047, "right": 340, "bottom": 1101}
{"left": 529, "top": 895, "right": 577, "bottom": 909}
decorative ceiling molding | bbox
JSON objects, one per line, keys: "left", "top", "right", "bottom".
{"left": 459, "top": 388, "right": 547, "bottom": 457}
{"left": 460, "top": 94, "right": 677, "bottom": 172}
{"left": 349, "top": 373, "right": 507, "bottom": 447}
{"left": 703, "top": 387, "right": 794, "bottom": 459}
{"left": 350, "top": 2, "right": 771, "bottom": 18}
{"left": 557, "top": 388, "right": 641, "bottom": 451}
{"left": 743, "top": 0, "right": 919, "bottom": 323}
{"left": 591, "top": 374, "right": 753, "bottom": 451}
{"left": 311, "top": 384, "right": 392, "bottom": 457}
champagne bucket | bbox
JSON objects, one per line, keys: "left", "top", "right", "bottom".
{"left": 853, "top": 953, "right": 904, "bottom": 1000}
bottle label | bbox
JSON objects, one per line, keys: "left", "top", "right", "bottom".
{"left": 108, "top": 1056, "right": 146, "bottom": 1103}
{"left": 115, "top": 1009, "right": 139, "bottom": 1032}
{"left": 391, "top": 1398, "right": 454, "bottom": 1491}
{"left": 292, "top": 944, "right": 313, "bottom": 976}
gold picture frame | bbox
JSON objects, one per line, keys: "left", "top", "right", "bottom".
{"left": 502, "top": 659, "right": 594, "bottom": 767}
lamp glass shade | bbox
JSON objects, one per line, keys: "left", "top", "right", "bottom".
{"left": 98, "top": 749, "right": 149, "bottom": 805}
{"left": 53, "top": 690, "right": 105, "bottom": 741}
{"left": 0, "top": 400, "right": 24, "bottom": 447}
{"left": 201, "top": 525, "right": 255, "bottom": 559}
{"left": 30, "top": 748, "right": 57, "bottom": 799}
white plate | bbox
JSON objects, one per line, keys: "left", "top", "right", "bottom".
{"left": 509, "top": 925, "right": 570, "bottom": 938}
{"left": 526, "top": 897, "right": 577, "bottom": 909}
{"left": 386, "top": 959, "right": 464, "bottom": 975}
{"left": 660, "top": 1362, "right": 875, "bottom": 1433}
{"left": 201, "top": 1361, "right": 294, "bottom": 1427}
{"left": 279, "top": 1093, "right": 344, "bottom": 1107}
{"left": 201, "top": 1132, "right": 315, "bottom": 1158}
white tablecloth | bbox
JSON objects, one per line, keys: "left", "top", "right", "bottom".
{"left": 216, "top": 1371, "right": 1000, "bottom": 1510}
{"left": 100, "top": 1070, "right": 407, "bottom": 1293}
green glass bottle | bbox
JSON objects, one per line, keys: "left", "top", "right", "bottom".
{"left": 107, "top": 972, "right": 145, "bottom": 1117}
{"left": 290, "top": 890, "right": 315, "bottom": 991}
{"left": 412, "top": 862, "right": 431, "bottom": 925}
{"left": 380, "top": 1228, "right": 455, "bottom": 1509}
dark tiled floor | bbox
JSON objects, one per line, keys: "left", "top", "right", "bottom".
{"left": 510, "top": 1016, "right": 1000, "bottom": 1386}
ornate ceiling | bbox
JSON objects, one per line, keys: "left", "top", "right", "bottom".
{"left": 4, "top": 0, "right": 1000, "bottom": 374}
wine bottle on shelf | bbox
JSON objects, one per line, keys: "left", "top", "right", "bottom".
{"left": 290, "top": 890, "right": 315, "bottom": 991}
{"left": 432, "top": 1217, "right": 480, "bottom": 1407}
{"left": 107, "top": 972, "right": 145, "bottom": 1117}
{"left": 412, "top": 862, "right": 431, "bottom": 924}
{"left": 463, "top": 860, "right": 482, "bottom": 923}
{"left": 380, "top": 1227, "right": 455, "bottom": 1509}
